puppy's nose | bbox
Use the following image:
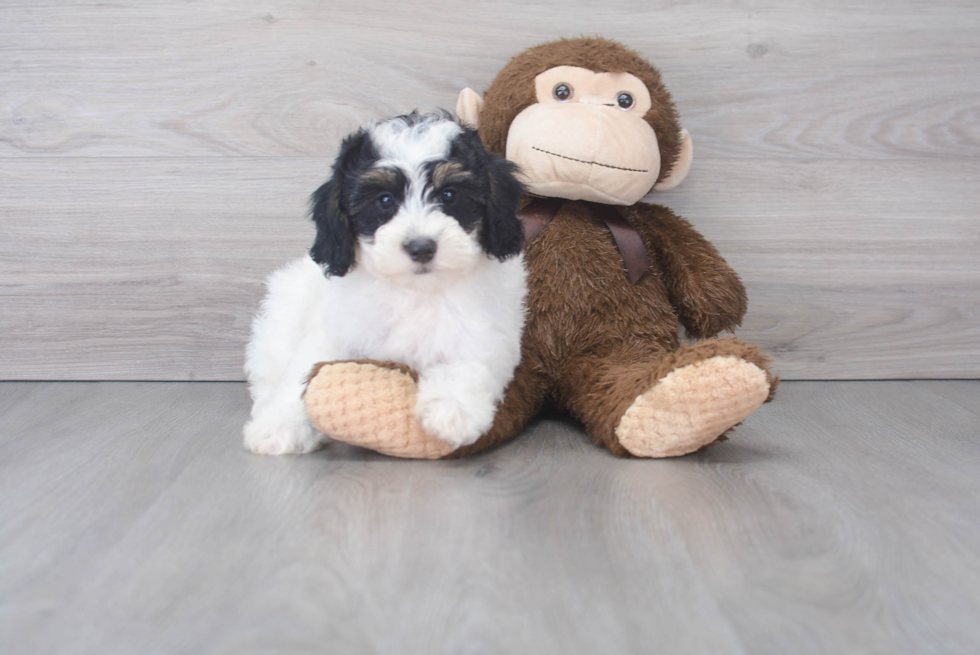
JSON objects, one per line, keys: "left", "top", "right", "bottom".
{"left": 404, "top": 238, "right": 437, "bottom": 263}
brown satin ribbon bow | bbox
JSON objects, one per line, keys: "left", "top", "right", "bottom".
{"left": 517, "top": 197, "right": 651, "bottom": 284}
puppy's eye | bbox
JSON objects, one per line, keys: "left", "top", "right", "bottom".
{"left": 377, "top": 192, "right": 394, "bottom": 209}
{"left": 617, "top": 92, "right": 634, "bottom": 110}
{"left": 440, "top": 189, "right": 457, "bottom": 204}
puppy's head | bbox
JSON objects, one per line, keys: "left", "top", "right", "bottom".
{"left": 309, "top": 112, "right": 525, "bottom": 287}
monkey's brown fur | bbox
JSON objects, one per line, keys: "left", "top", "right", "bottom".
{"left": 453, "top": 199, "right": 775, "bottom": 457}
{"left": 460, "top": 38, "right": 776, "bottom": 457}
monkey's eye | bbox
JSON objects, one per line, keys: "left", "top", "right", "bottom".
{"left": 439, "top": 188, "right": 457, "bottom": 205}
{"left": 553, "top": 83, "right": 573, "bottom": 102}
{"left": 378, "top": 192, "right": 395, "bottom": 209}
{"left": 617, "top": 93, "right": 634, "bottom": 110}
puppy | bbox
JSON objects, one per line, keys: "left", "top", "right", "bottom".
{"left": 244, "top": 112, "right": 527, "bottom": 455}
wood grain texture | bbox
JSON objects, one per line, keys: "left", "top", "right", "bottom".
{"left": 919, "top": 379, "right": 980, "bottom": 415}
{"left": 2, "top": 157, "right": 976, "bottom": 380}
{"left": 1, "top": 0, "right": 979, "bottom": 380}
{"left": 0, "top": 158, "right": 318, "bottom": 380}
{"left": 659, "top": 159, "right": 980, "bottom": 379}
{"left": 1, "top": 380, "right": 979, "bottom": 653}
{"left": 1, "top": 1, "right": 977, "bottom": 160}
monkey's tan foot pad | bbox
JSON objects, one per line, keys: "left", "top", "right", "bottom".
{"left": 615, "top": 355, "right": 770, "bottom": 458}
{"left": 304, "top": 361, "right": 456, "bottom": 459}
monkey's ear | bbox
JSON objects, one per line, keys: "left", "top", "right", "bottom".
{"left": 456, "top": 88, "right": 484, "bottom": 129}
{"left": 654, "top": 129, "right": 694, "bottom": 191}
{"left": 309, "top": 178, "right": 356, "bottom": 276}
{"left": 481, "top": 156, "right": 526, "bottom": 260}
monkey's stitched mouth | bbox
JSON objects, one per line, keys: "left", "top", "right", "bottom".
{"left": 532, "top": 146, "right": 648, "bottom": 173}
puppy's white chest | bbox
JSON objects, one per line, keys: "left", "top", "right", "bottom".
{"left": 357, "top": 292, "right": 474, "bottom": 369}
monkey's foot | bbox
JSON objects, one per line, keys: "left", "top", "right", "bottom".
{"left": 615, "top": 355, "right": 770, "bottom": 458}
{"left": 304, "top": 360, "right": 456, "bottom": 460}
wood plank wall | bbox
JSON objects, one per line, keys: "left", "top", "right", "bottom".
{"left": 1, "top": 1, "right": 978, "bottom": 380}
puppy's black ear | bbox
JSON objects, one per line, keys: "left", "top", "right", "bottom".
{"left": 309, "top": 178, "right": 355, "bottom": 276}
{"left": 309, "top": 129, "right": 376, "bottom": 276}
{"left": 478, "top": 142, "right": 526, "bottom": 260}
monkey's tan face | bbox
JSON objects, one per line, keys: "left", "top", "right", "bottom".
{"left": 505, "top": 66, "right": 661, "bottom": 206}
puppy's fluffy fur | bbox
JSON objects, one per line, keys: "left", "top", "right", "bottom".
{"left": 244, "top": 113, "right": 527, "bottom": 455}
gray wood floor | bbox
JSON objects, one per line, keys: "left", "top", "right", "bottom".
{"left": 1, "top": 381, "right": 978, "bottom": 654}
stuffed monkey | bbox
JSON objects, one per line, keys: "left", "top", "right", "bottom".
{"left": 305, "top": 37, "right": 776, "bottom": 459}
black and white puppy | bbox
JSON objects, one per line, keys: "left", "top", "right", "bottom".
{"left": 244, "top": 112, "right": 526, "bottom": 455}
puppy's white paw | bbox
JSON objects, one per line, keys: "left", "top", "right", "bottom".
{"left": 243, "top": 413, "right": 322, "bottom": 456}
{"left": 415, "top": 388, "right": 494, "bottom": 450}
{"left": 416, "top": 396, "right": 491, "bottom": 450}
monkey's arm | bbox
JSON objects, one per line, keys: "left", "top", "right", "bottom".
{"left": 628, "top": 202, "right": 747, "bottom": 339}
